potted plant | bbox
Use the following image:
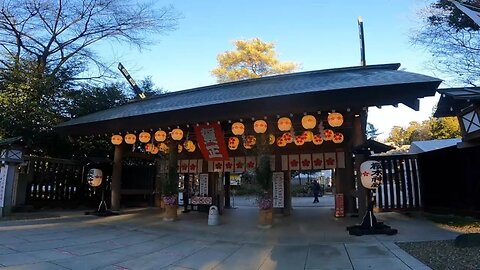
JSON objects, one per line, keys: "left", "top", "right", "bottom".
{"left": 255, "top": 152, "right": 274, "bottom": 228}
{"left": 162, "top": 143, "right": 179, "bottom": 221}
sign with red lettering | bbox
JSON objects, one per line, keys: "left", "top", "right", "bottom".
{"left": 194, "top": 123, "right": 229, "bottom": 161}
{"left": 335, "top": 193, "right": 345, "bottom": 217}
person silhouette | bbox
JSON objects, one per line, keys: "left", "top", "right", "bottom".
{"left": 312, "top": 180, "right": 320, "bottom": 203}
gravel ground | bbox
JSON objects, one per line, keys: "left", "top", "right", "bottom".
{"left": 397, "top": 220, "right": 480, "bottom": 270}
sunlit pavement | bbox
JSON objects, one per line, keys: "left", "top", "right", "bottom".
{"left": 0, "top": 195, "right": 458, "bottom": 270}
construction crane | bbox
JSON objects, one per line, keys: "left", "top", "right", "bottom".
{"left": 117, "top": 63, "right": 146, "bottom": 99}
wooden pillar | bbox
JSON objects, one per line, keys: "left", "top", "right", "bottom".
{"left": 111, "top": 145, "right": 124, "bottom": 211}
{"left": 353, "top": 111, "right": 368, "bottom": 218}
{"left": 335, "top": 152, "right": 356, "bottom": 214}
{"left": 224, "top": 172, "right": 231, "bottom": 208}
{"left": 283, "top": 171, "right": 292, "bottom": 216}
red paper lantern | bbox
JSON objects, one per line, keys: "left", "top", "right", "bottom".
{"left": 228, "top": 137, "right": 240, "bottom": 150}
{"left": 313, "top": 134, "right": 324, "bottom": 145}
{"left": 276, "top": 137, "right": 287, "bottom": 147}
{"left": 333, "top": 132, "right": 344, "bottom": 144}
{"left": 324, "top": 129, "right": 334, "bottom": 141}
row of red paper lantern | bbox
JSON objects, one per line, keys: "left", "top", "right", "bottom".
{"left": 232, "top": 113, "right": 343, "bottom": 135}
{"left": 227, "top": 130, "right": 344, "bottom": 150}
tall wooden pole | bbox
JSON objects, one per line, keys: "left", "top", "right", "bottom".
{"left": 358, "top": 16, "right": 366, "bottom": 66}
{"left": 111, "top": 145, "right": 124, "bottom": 211}
{"left": 353, "top": 111, "right": 368, "bottom": 218}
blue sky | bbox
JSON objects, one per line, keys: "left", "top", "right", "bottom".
{"left": 100, "top": 0, "right": 441, "bottom": 140}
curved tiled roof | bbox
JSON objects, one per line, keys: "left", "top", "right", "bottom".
{"left": 57, "top": 63, "right": 441, "bottom": 135}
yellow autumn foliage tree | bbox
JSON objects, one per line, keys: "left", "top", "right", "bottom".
{"left": 211, "top": 38, "right": 299, "bottom": 83}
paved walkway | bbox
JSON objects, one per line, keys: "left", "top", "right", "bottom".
{"left": 0, "top": 195, "right": 460, "bottom": 270}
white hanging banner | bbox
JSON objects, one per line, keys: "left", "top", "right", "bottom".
{"left": 180, "top": 160, "right": 189, "bottom": 173}
{"left": 300, "top": 154, "right": 312, "bottom": 170}
{"left": 0, "top": 165, "right": 8, "bottom": 208}
{"left": 312, "top": 153, "right": 325, "bottom": 170}
{"left": 245, "top": 156, "right": 257, "bottom": 171}
{"left": 199, "top": 174, "right": 209, "bottom": 196}
{"left": 324, "top": 152, "right": 337, "bottom": 169}
{"left": 288, "top": 154, "right": 300, "bottom": 170}
{"left": 224, "top": 158, "right": 235, "bottom": 172}
{"left": 272, "top": 172, "right": 284, "bottom": 208}
{"left": 188, "top": 160, "right": 198, "bottom": 174}
{"left": 234, "top": 156, "right": 246, "bottom": 173}
{"left": 213, "top": 160, "right": 224, "bottom": 172}
{"left": 269, "top": 155, "right": 276, "bottom": 171}
{"left": 208, "top": 160, "right": 214, "bottom": 172}
{"left": 281, "top": 155, "right": 289, "bottom": 171}
{"left": 197, "top": 159, "right": 203, "bottom": 173}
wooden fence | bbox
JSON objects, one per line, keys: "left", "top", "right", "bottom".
{"left": 23, "top": 156, "right": 98, "bottom": 208}
{"left": 371, "top": 154, "right": 422, "bottom": 211}
{"left": 22, "top": 156, "right": 156, "bottom": 209}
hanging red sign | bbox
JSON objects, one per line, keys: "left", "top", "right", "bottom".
{"left": 194, "top": 123, "right": 229, "bottom": 161}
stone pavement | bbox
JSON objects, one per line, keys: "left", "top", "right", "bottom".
{"left": 0, "top": 195, "right": 460, "bottom": 270}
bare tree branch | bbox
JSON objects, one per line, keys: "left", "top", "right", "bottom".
{"left": 0, "top": 0, "right": 180, "bottom": 79}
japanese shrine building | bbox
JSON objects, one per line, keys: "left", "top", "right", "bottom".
{"left": 57, "top": 63, "right": 442, "bottom": 217}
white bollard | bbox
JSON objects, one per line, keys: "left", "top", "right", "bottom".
{"left": 208, "top": 205, "right": 219, "bottom": 226}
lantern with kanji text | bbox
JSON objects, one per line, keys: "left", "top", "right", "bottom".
{"left": 301, "top": 115, "right": 317, "bottom": 129}
{"left": 360, "top": 160, "right": 383, "bottom": 189}
{"left": 277, "top": 117, "right": 292, "bottom": 131}
{"left": 171, "top": 129, "right": 183, "bottom": 140}
{"left": 154, "top": 130, "right": 167, "bottom": 142}
{"left": 253, "top": 120, "right": 268, "bottom": 134}
{"left": 327, "top": 112, "right": 343, "bottom": 127}
{"left": 111, "top": 135, "right": 123, "bottom": 145}
{"left": 125, "top": 134, "right": 136, "bottom": 144}
{"left": 232, "top": 122, "right": 245, "bottom": 135}
{"left": 139, "top": 132, "right": 151, "bottom": 143}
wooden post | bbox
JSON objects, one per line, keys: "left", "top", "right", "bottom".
{"left": 284, "top": 171, "right": 292, "bottom": 215}
{"left": 111, "top": 145, "right": 124, "bottom": 211}
{"left": 224, "top": 172, "right": 231, "bottom": 208}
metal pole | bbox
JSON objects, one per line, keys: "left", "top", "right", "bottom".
{"left": 358, "top": 16, "right": 366, "bottom": 66}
